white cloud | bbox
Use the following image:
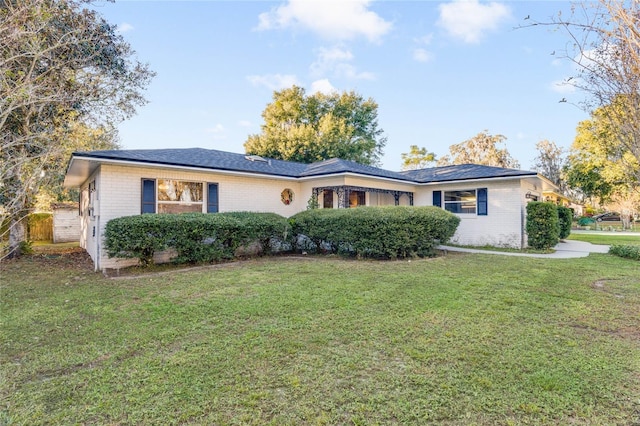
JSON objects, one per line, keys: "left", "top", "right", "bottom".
{"left": 256, "top": 0, "right": 392, "bottom": 43}
{"left": 238, "top": 120, "right": 252, "bottom": 128}
{"left": 437, "top": 0, "right": 510, "bottom": 44}
{"left": 310, "top": 79, "right": 337, "bottom": 94}
{"left": 551, "top": 79, "right": 577, "bottom": 94}
{"left": 246, "top": 74, "right": 301, "bottom": 90}
{"left": 117, "top": 22, "right": 134, "bottom": 33}
{"left": 413, "top": 48, "right": 432, "bottom": 63}
{"left": 310, "top": 46, "right": 375, "bottom": 80}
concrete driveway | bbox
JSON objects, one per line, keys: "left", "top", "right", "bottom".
{"left": 437, "top": 239, "right": 610, "bottom": 259}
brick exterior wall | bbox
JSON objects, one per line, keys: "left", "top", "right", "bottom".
{"left": 77, "top": 163, "right": 537, "bottom": 270}
{"left": 416, "top": 178, "right": 527, "bottom": 249}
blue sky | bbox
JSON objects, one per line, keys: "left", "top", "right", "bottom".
{"left": 95, "top": 0, "right": 588, "bottom": 171}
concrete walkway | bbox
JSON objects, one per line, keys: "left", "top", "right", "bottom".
{"left": 437, "top": 239, "right": 610, "bottom": 259}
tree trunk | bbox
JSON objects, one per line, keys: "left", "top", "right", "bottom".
{"left": 7, "top": 216, "right": 26, "bottom": 258}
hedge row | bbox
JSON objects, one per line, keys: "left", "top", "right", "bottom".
{"left": 104, "top": 212, "right": 290, "bottom": 265}
{"left": 104, "top": 207, "right": 461, "bottom": 265}
{"left": 290, "top": 206, "right": 460, "bottom": 259}
{"left": 609, "top": 244, "right": 640, "bottom": 261}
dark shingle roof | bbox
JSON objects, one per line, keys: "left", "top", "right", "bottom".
{"left": 400, "top": 163, "right": 537, "bottom": 183}
{"left": 74, "top": 148, "right": 309, "bottom": 178}
{"left": 72, "top": 148, "right": 538, "bottom": 184}
{"left": 300, "top": 158, "right": 411, "bottom": 181}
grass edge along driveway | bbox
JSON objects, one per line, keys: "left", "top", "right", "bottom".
{"left": 2, "top": 251, "right": 640, "bottom": 425}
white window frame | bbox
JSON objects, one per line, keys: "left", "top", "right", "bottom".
{"left": 444, "top": 189, "right": 477, "bottom": 214}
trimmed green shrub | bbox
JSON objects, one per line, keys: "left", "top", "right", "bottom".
{"left": 577, "top": 216, "right": 595, "bottom": 226}
{"left": 609, "top": 244, "right": 640, "bottom": 261}
{"left": 290, "top": 206, "right": 460, "bottom": 259}
{"left": 104, "top": 214, "right": 172, "bottom": 266}
{"left": 104, "top": 212, "right": 291, "bottom": 266}
{"left": 526, "top": 202, "right": 560, "bottom": 250}
{"left": 557, "top": 206, "right": 573, "bottom": 239}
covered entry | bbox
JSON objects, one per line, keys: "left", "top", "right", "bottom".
{"left": 312, "top": 186, "right": 414, "bottom": 208}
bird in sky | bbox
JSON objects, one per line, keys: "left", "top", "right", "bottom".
{"left": 559, "top": 98, "right": 567, "bottom": 103}
{"left": 524, "top": 15, "right": 530, "bottom": 20}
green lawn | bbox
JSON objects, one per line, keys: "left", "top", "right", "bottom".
{"left": 2, "top": 251, "right": 640, "bottom": 425}
{"left": 568, "top": 232, "right": 640, "bottom": 246}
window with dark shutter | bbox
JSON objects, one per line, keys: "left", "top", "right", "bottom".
{"left": 207, "top": 183, "right": 219, "bottom": 213}
{"left": 433, "top": 190, "right": 442, "bottom": 208}
{"left": 477, "top": 188, "right": 488, "bottom": 216}
{"left": 141, "top": 179, "right": 156, "bottom": 214}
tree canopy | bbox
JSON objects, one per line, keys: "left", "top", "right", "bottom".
{"left": 533, "top": 140, "right": 567, "bottom": 194}
{"left": 437, "top": 131, "right": 520, "bottom": 168}
{"left": 565, "top": 101, "right": 639, "bottom": 202}
{"left": 1, "top": 0, "right": 155, "bottom": 256}
{"left": 244, "top": 86, "right": 386, "bottom": 166}
{"left": 400, "top": 145, "right": 436, "bottom": 170}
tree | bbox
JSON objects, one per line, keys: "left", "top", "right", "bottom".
{"left": 437, "top": 131, "right": 520, "bottom": 168}
{"left": 1, "top": 0, "right": 154, "bottom": 257}
{"left": 244, "top": 86, "right": 386, "bottom": 166}
{"left": 400, "top": 145, "right": 436, "bottom": 170}
{"left": 39, "top": 117, "right": 120, "bottom": 206}
{"left": 533, "top": 140, "right": 567, "bottom": 194}
{"left": 531, "top": 1, "right": 640, "bottom": 178}
{"left": 564, "top": 102, "right": 639, "bottom": 210}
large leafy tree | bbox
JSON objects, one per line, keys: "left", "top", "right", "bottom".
{"left": 400, "top": 145, "right": 436, "bottom": 170}
{"left": 1, "top": 0, "right": 155, "bottom": 257}
{"left": 244, "top": 86, "right": 386, "bottom": 166}
{"left": 565, "top": 102, "right": 639, "bottom": 203}
{"left": 437, "top": 131, "right": 520, "bottom": 168}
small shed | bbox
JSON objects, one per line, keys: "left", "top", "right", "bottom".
{"left": 52, "top": 203, "right": 80, "bottom": 243}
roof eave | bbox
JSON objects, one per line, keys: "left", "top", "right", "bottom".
{"left": 416, "top": 173, "right": 538, "bottom": 186}
{"left": 63, "top": 155, "right": 301, "bottom": 187}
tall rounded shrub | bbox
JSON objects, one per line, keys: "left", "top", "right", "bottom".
{"left": 557, "top": 206, "right": 573, "bottom": 239}
{"left": 526, "top": 202, "right": 560, "bottom": 250}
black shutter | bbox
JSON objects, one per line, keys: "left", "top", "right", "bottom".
{"left": 477, "top": 188, "right": 488, "bottom": 216}
{"left": 207, "top": 183, "right": 219, "bottom": 213}
{"left": 141, "top": 179, "right": 156, "bottom": 214}
{"left": 433, "top": 190, "right": 442, "bottom": 208}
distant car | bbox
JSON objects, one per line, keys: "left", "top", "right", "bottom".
{"left": 593, "top": 212, "right": 621, "bottom": 222}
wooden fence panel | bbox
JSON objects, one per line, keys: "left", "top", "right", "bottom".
{"left": 29, "top": 216, "right": 53, "bottom": 241}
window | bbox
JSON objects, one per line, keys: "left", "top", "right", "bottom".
{"left": 142, "top": 179, "right": 218, "bottom": 214}
{"left": 323, "top": 189, "right": 334, "bottom": 209}
{"left": 445, "top": 190, "right": 477, "bottom": 214}
{"left": 157, "top": 179, "right": 203, "bottom": 213}
{"left": 349, "top": 191, "right": 366, "bottom": 208}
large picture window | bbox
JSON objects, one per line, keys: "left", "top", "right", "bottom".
{"left": 141, "top": 179, "right": 218, "bottom": 214}
{"left": 445, "top": 190, "right": 476, "bottom": 214}
{"left": 157, "top": 179, "right": 203, "bottom": 214}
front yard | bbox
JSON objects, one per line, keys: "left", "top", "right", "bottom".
{"left": 1, "top": 250, "right": 639, "bottom": 425}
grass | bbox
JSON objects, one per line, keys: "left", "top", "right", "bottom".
{"left": 568, "top": 233, "right": 640, "bottom": 246}
{"left": 2, "top": 251, "right": 640, "bottom": 425}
